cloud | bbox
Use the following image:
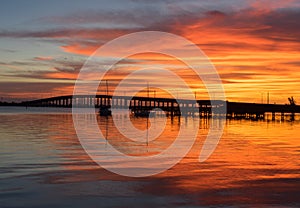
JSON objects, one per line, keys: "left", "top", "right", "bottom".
{"left": 3, "top": 70, "right": 78, "bottom": 81}
{"left": 0, "top": 28, "right": 137, "bottom": 40}
{"left": 34, "top": 56, "right": 53, "bottom": 61}
{"left": 1, "top": 5, "right": 299, "bottom": 56}
{"left": 0, "top": 81, "right": 74, "bottom": 100}
{"left": 1, "top": 1, "right": 300, "bottom": 103}
{"left": 0, "top": 57, "right": 85, "bottom": 82}
{"left": 39, "top": 7, "right": 165, "bottom": 28}
{"left": 0, "top": 48, "right": 16, "bottom": 53}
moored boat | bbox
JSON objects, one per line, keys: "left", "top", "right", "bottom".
{"left": 99, "top": 106, "right": 111, "bottom": 116}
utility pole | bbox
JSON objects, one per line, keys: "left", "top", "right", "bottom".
{"left": 267, "top": 92, "right": 269, "bottom": 104}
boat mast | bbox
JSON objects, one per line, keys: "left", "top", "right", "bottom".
{"left": 147, "top": 81, "right": 149, "bottom": 98}
{"left": 105, "top": 80, "right": 109, "bottom": 106}
{"left": 105, "top": 80, "right": 109, "bottom": 96}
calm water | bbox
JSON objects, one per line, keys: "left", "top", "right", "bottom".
{"left": 0, "top": 107, "right": 299, "bottom": 207}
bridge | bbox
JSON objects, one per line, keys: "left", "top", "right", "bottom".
{"left": 21, "top": 94, "right": 300, "bottom": 120}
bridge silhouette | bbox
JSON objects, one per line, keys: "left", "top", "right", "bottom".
{"left": 21, "top": 94, "right": 300, "bottom": 120}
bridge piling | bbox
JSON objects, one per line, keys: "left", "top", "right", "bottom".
{"left": 21, "top": 95, "right": 299, "bottom": 120}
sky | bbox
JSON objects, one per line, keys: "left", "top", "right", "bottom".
{"left": 0, "top": 0, "right": 300, "bottom": 103}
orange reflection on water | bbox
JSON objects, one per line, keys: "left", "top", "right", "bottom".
{"left": 5, "top": 109, "right": 298, "bottom": 206}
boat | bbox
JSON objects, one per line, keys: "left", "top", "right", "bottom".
{"left": 133, "top": 82, "right": 155, "bottom": 118}
{"left": 99, "top": 105, "right": 111, "bottom": 116}
{"left": 134, "top": 110, "right": 151, "bottom": 117}
{"left": 99, "top": 80, "right": 112, "bottom": 116}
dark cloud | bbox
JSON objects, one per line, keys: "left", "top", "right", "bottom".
{"left": 205, "top": 10, "right": 227, "bottom": 17}
{"left": 0, "top": 28, "right": 138, "bottom": 40}
{"left": 0, "top": 48, "right": 16, "bottom": 53}
{"left": 0, "top": 82, "right": 71, "bottom": 93}
{"left": 282, "top": 61, "right": 300, "bottom": 67}
{"left": 54, "top": 62, "right": 82, "bottom": 73}
{"left": 250, "top": 9, "right": 300, "bottom": 42}
{"left": 1, "top": 2, "right": 299, "bottom": 102}
{"left": 2, "top": 70, "right": 77, "bottom": 81}
{"left": 0, "top": 57, "right": 85, "bottom": 81}
{"left": 40, "top": 8, "right": 165, "bottom": 28}
{"left": 1, "top": 6, "right": 299, "bottom": 52}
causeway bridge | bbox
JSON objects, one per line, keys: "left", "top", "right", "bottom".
{"left": 21, "top": 94, "right": 300, "bottom": 120}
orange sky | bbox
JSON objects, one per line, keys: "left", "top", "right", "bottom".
{"left": 0, "top": 0, "right": 299, "bottom": 103}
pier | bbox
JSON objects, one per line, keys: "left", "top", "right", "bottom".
{"left": 21, "top": 94, "right": 300, "bottom": 120}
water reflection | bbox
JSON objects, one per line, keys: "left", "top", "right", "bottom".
{"left": 0, "top": 107, "right": 299, "bottom": 207}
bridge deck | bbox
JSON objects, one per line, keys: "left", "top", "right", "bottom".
{"left": 21, "top": 95, "right": 300, "bottom": 119}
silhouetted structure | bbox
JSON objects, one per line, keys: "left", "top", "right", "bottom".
{"left": 21, "top": 94, "right": 300, "bottom": 120}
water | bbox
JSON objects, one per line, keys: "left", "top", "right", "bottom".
{"left": 0, "top": 107, "right": 299, "bottom": 207}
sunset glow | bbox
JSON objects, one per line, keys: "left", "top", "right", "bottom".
{"left": 1, "top": 1, "right": 300, "bottom": 207}
{"left": 0, "top": 0, "right": 299, "bottom": 103}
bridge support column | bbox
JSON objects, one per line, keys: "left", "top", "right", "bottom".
{"left": 272, "top": 112, "right": 275, "bottom": 121}
{"left": 291, "top": 112, "right": 295, "bottom": 121}
{"left": 281, "top": 112, "right": 284, "bottom": 121}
